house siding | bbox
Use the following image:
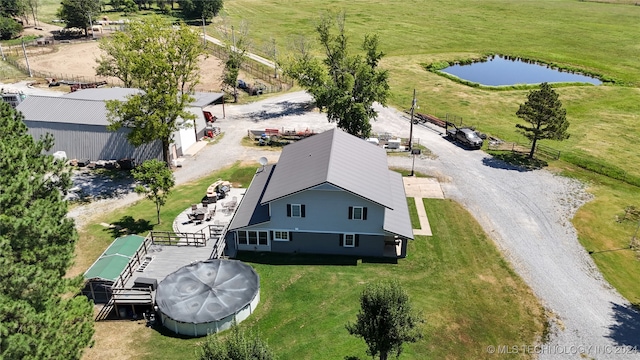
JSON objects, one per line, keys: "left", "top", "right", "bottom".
{"left": 267, "top": 188, "right": 386, "bottom": 235}
{"left": 24, "top": 121, "right": 162, "bottom": 161}
{"left": 272, "top": 232, "right": 384, "bottom": 257}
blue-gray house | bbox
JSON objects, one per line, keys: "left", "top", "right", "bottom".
{"left": 227, "top": 128, "right": 414, "bottom": 258}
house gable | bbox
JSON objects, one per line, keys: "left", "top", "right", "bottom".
{"left": 260, "top": 128, "right": 394, "bottom": 209}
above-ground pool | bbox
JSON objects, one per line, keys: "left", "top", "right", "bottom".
{"left": 155, "top": 259, "right": 260, "bottom": 337}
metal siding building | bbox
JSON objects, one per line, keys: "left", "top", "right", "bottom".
{"left": 16, "top": 89, "right": 224, "bottom": 162}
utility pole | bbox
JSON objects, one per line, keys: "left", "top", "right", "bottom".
{"left": 232, "top": 25, "right": 237, "bottom": 101}
{"left": 21, "top": 40, "right": 32, "bottom": 77}
{"left": 273, "top": 38, "right": 277, "bottom": 79}
{"left": 202, "top": 16, "right": 206, "bottom": 47}
{"left": 409, "top": 89, "right": 417, "bottom": 150}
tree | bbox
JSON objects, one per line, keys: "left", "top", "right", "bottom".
{"left": 0, "top": 101, "right": 94, "bottom": 359}
{"left": 198, "top": 325, "right": 276, "bottom": 360}
{"left": 0, "top": 0, "right": 27, "bottom": 18}
{"left": 285, "top": 13, "right": 389, "bottom": 138}
{"left": 132, "top": 159, "right": 175, "bottom": 224}
{"left": 515, "top": 82, "right": 570, "bottom": 159}
{"left": 0, "top": 16, "right": 22, "bottom": 39}
{"left": 97, "top": 16, "right": 206, "bottom": 164}
{"left": 220, "top": 21, "right": 249, "bottom": 103}
{"left": 57, "top": 0, "right": 101, "bottom": 36}
{"left": 181, "top": 0, "right": 223, "bottom": 20}
{"left": 346, "top": 281, "right": 423, "bottom": 360}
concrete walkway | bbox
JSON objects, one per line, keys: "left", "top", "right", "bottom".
{"left": 402, "top": 177, "right": 445, "bottom": 237}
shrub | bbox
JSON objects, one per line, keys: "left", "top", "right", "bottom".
{"left": 0, "top": 16, "right": 22, "bottom": 40}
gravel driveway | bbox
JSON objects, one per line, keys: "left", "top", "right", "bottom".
{"left": 68, "top": 90, "right": 640, "bottom": 359}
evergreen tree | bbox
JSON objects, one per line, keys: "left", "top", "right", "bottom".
{"left": 346, "top": 281, "right": 422, "bottom": 360}
{"left": 285, "top": 13, "right": 389, "bottom": 138}
{"left": 0, "top": 101, "right": 94, "bottom": 359}
{"left": 515, "top": 82, "right": 570, "bottom": 159}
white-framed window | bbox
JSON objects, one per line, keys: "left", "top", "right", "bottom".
{"left": 273, "top": 231, "right": 289, "bottom": 241}
{"left": 349, "top": 206, "right": 367, "bottom": 220}
{"left": 344, "top": 234, "right": 355, "bottom": 248}
{"left": 237, "top": 231, "right": 269, "bottom": 246}
{"left": 287, "top": 204, "right": 305, "bottom": 217}
{"left": 258, "top": 232, "right": 268, "bottom": 245}
{"left": 237, "top": 231, "right": 248, "bottom": 245}
{"left": 291, "top": 204, "right": 301, "bottom": 217}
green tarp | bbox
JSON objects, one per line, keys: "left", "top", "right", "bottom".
{"left": 83, "top": 235, "right": 145, "bottom": 282}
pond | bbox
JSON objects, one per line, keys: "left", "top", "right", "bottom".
{"left": 441, "top": 55, "right": 602, "bottom": 86}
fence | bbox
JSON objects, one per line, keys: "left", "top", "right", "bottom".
{"left": 150, "top": 229, "right": 207, "bottom": 247}
{"left": 4, "top": 53, "right": 124, "bottom": 86}
{"left": 207, "top": 44, "right": 294, "bottom": 94}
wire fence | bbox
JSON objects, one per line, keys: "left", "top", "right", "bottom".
{"left": 207, "top": 44, "right": 294, "bottom": 94}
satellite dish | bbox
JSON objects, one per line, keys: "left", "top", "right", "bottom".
{"left": 257, "top": 156, "right": 268, "bottom": 172}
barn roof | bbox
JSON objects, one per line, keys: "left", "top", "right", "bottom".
{"left": 17, "top": 95, "right": 113, "bottom": 126}
{"left": 84, "top": 235, "right": 146, "bottom": 282}
{"left": 191, "top": 92, "right": 224, "bottom": 107}
{"left": 62, "top": 87, "right": 141, "bottom": 101}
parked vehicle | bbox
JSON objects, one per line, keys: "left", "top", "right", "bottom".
{"left": 445, "top": 122, "right": 483, "bottom": 149}
{"left": 1, "top": 92, "right": 26, "bottom": 108}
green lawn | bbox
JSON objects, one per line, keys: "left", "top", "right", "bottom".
{"left": 77, "top": 165, "right": 544, "bottom": 359}
{"left": 563, "top": 166, "right": 640, "bottom": 305}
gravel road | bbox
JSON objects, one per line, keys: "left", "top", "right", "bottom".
{"left": 67, "top": 90, "right": 640, "bottom": 359}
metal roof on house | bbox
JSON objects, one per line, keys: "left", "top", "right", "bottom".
{"left": 261, "top": 128, "right": 394, "bottom": 209}
{"left": 17, "top": 95, "right": 112, "bottom": 126}
{"left": 62, "top": 87, "right": 142, "bottom": 101}
{"left": 229, "top": 164, "right": 275, "bottom": 230}
{"left": 383, "top": 170, "right": 414, "bottom": 239}
{"left": 83, "top": 235, "right": 145, "bottom": 282}
{"left": 191, "top": 92, "right": 224, "bottom": 107}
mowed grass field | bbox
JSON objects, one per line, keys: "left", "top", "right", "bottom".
{"left": 78, "top": 165, "right": 544, "bottom": 360}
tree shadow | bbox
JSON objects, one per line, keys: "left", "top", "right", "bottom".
{"left": 607, "top": 302, "right": 640, "bottom": 348}
{"left": 104, "top": 215, "right": 153, "bottom": 238}
{"left": 482, "top": 152, "right": 547, "bottom": 172}
{"left": 245, "top": 100, "right": 316, "bottom": 122}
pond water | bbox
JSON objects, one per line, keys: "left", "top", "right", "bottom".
{"left": 441, "top": 56, "right": 602, "bottom": 86}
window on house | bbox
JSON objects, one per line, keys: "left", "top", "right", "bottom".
{"left": 287, "top": 204, "right": 306, "bottom": 217}
{"left": 237, "top": 231, "right": 247, "bottom": 245}
{"left": 273, "top": 231, "right": 289, "bottom": 241}
{"left": 349, "top": 206, "right": 367, "bottom": 220}
{"left": 344, "top": 234, "right": 355, "bottom": 248}
{"left": 258, "top": 231, "right": 268, "bottom": 245}
{"left": 248, "top": 231, "right": 258, "bottom": 245}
